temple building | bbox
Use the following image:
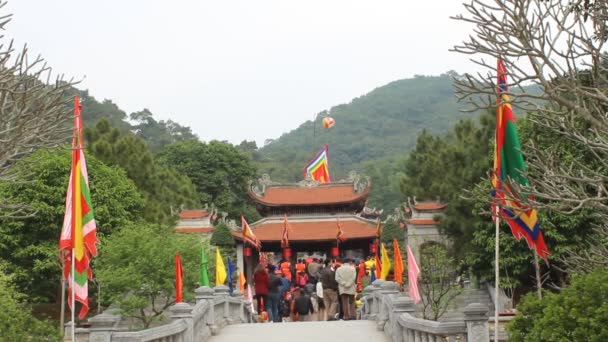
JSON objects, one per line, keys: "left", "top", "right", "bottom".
{"left": 403, "top": 197, "right": 448, "bottom": 264}
{"left": 174, "top": 207, "right": 217, "bottom": 235}
{"left": 232, "top": 172, "right": 380, "bottom": 280}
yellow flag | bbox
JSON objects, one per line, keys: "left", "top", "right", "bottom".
{"left": 380, "top": 243, "right": 391, "bottom": 280}
{"left": 215, "top": 247, "right": 227, "bottom": 285}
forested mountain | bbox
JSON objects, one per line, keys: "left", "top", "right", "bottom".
{"left": 257, "top": 73, "right": 480, "bottom": 184}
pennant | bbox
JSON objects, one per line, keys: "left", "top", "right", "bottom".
{"left": 406, "top": 246, "right": 421, "bottom": 304}
{"left": 215, "top": 247, "right": 227, "bottom": 285}
{"left": 247, "top": 284, "right": 255, "bottom": 313}
{"left": 393, "top": 239, "right": 404, "bottom": 285}
{"left": 375, "top": 254, "right": 382, "bottom": 280}
{"left": 356, "top": 260, "right": 365, "bottom": 292}
{"left": 200, "top": 244, "right": 210, "bottom": 287}
{"left": 493, "top": 59, "right": 549, "bottom": 260}
{"left": 380, "top": 243, "right": 391, "bottom": 280}
{"left": 58, "top": 96, "right": 99, "bottom": 319}
{"left": 241, "top": 215, "right": 261, "bottom": 249}
{"left": 175, "top": 254, "right": 184, "bottom": 303}
{"left": 304, "top": 145, "right": 331, "bottom": 183}
{"left": 239, "top": 271, "right": 246, "bottom": 294}
{"left": 227, "top": 257, "right": 236, "bottom": 295}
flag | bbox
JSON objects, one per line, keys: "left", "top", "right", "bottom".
{"left": 393, "top": 239, "right": 404, "bottom": 285}
{"left": 247, "top": 284, "right": 255, "bottom": 313}
{"left": 227, "top": 257, "right": 236, "bottom": 295}
{"left": 239, "top": 271, "right": 246, "bottom": 294}
{"left": 200, "top": 245, "right": 210, "bottom": 287}
{"left": 215, "top": 247, "right": 227, "bottom": 285}
{"left": 356, "top": 260, "right": 365, "bottom": 292}
{"left": 304, "top": 144, "right": 331, "bottom": 183}
{"left": 375, "top": 253, "right": 382, "bottom": 280}
{"left": 376, "top": 219, "right": 382, "bottom": 238}
{"left": 175, "top": 254, "right": 184, "bottom": 303}
{"left": 336, "top": 218, "right": 346, "bottom": 242}
{"left": 59, "top": 96, "right": 99, "bottom": 320}
{"left": 281, "top": 214, "right": 290, "bottom": 248}
{"left": 370, "top": 266, "right": 377, "bottom": 282}
{"left": 493, "top": 59, "right": 549, "bottom": 260}
{"left": 406, "top": 246, "right": 421, "bottom": 304}
{"left": 241, "top": 215, "right": 261, "bottom": 249}
{"left": 380, "top": 243, "right": 391, "bottom": 280}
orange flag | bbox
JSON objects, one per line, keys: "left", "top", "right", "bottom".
{"left": 393, "top": 239, "right": 404, "bottom": 285}
{"left": 239, "top": 271, "right": 246, "bottom": 294}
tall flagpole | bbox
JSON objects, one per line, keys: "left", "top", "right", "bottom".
{"left": 494, "top": 206, "right": 499, "bottom": 342}
{"left": 71, "top": 248, "right": 76, "bottom": 342}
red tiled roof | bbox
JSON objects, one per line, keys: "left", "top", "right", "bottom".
{"left": 413, "top": 202, "right": 447, "bottom": 211}
{"left": 179, "top": 210, "right": 209, "bottom": 219}
{"left": 232, "top": 219, "right": 376, "bottom": 242}
{"left": 406, "top": 218, "right": 439, "bottom": 225}
{"left": 175, "top": 227, "right": 214, "bottom": 233}
{"left": 249, "top": 184, "right": 370, "bottom": 206}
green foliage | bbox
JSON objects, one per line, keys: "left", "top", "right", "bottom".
{"left": 96, "top": 223, "right": 202, "bottom": 328}
{"left": 84, "top": 119, "right": 199, "bottom": 223}
{"left": 210, "top": 223, "right": 235, "bottom": 248}
{"left": 0, "top": 148, "right": 144, "bottom": 302}
{"left": 130, "top": 109, "right": 198, "bottom": 153}
{"left": 419, "top": 244, "right": 462, "bottom": 321}
{"left": 508, "top": 268, "right": 608, "bottom": 342}
{"left": 0, "top": 263, "right": 59, "bottom": 341}
{"left": 380, "top": 220, "right": 403, "bottom": 245}
{"left": 157, "top": 140, "right": 259, "bottom": 220}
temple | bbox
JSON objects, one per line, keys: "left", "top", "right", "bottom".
{"left": 232, "top": 172, "right": 380, "bottom": 279}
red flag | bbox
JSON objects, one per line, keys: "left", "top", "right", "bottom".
{"left": 374, "top": 253, "right": 382, "bottom": 280}
{"left": 407, "top": 246, "right": 421, "bottom": 304}
{"left": 356, "top": 260, "right": 365, "bottom": 292}
{"left": 175, "top": 254, "right": 183, "bottom": 303}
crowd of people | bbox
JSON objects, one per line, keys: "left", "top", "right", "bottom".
{"left": 252, "top": 256, "right": 366, "bottom": 323}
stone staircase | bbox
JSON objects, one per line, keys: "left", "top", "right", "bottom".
{"left": 438, "top": 288, "right": 495, "bottom": 322}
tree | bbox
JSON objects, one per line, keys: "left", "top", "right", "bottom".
{"left": 96, "top": 223, "right": 202, "bottom": 329}
{"left": 419, "top": 244, "right": 462, "bottom": 321}
{"left": 157, "top": 140, "right": 259, "bottom": 220}
{"left": 210, "top": 222, "right": 235, "bottom": 248}
{"left": 0, "top": 1, "right": 77, "bottom": 217}
{"left": 0, "top": 148, "right": 144, "bottom": 301}
{"left": 130, "top": 109, "right": 198, "bottom": 153}
{"left": 84, "top": 119, "right": 199, "bottom": 223}
{"left": 0, "top": 262, "right": 59, "bottom": 341}
{"left": 508, "top": 268, "right": 608, "bottom": 341}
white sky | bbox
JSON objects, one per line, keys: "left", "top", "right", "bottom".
{"left": 6, "top": 0, "right": 478, "bottom": 145}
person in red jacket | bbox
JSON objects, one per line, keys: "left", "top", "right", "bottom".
{"left": 253, "top": 263, "right": 269, "bottom": 314}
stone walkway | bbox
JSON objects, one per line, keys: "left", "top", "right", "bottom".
{"left": 209, "top": 320, "right": 390, "bottom": 342}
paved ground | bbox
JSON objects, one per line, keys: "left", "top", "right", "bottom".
{"left": 209, "top": 320, "right": 390, "bottom": 342}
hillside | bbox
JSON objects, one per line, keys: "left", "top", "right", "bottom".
{"left": 257, "top": 73, "right": 480, "bottom": 183}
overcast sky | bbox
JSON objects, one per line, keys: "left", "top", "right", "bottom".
{"left": 6, "top": 0, "right": 478, "bottom": 145}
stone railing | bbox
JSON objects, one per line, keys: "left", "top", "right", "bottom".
{"left": 66, "top": 285, "right": 254, "bottom": 342}
{"left": 359, "top": 280, "right": 490, "bottom": 342}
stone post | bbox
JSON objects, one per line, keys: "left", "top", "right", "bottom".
{"left": 370, "top": 279, "right": 385, "bottom": 319}
{"left": 170, "top": 302, "right": 194, "bottom": 342}
{"left": 464, "top": 303, "right": 490, "bottom": 342}
{"left": 196, "top": 286, "right": 218, "bottom": 335}
{"left": 214, "top": 285, "right": 230, "bottom": 328}
{"left": 64, "top": 321, "right": 91, "bottom": 342}
{"left": 377, "top": 281, "right": 399, "bottom": 332}
{"left": 391, "top": 296, "right": 415, "bottom": 342}
{"left": 85, "top": 310, "right": 121, "bottom": 342}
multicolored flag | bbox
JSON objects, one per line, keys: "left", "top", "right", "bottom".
{"left": 175, "top": 254, "right": 184, "bottom": 303}
{"left": 59, "top": 96, "right": 99, "bottom": 319}
{"left": 393, "top": 239, "right": 404, "bottom": 285}
{"left": 304, "top": 145, "right": 331, "bottom": 183}
{"left": 281, "top": 214, "right": 290, "bottom": 248}
{"left": 241, "top": 215, "right": 261, "bottom": 249}
{"left": 406, "top": 245, "right": 421, "bottom": 304}
{"left": 215, "top": 247, "right": 227, "bottom": 285}
{"left": 380, "top": 243, "right": 391, "bottom": 280}
{"left": 336, "top": 218, "right": 346, "bottom": 242}
{"left": 493, "top": 59, "right": 549, "bottom": 260}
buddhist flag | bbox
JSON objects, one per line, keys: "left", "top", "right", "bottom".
{"left": 304, "top": 144, "right": 331, "bottom": 183}
{"left": 406, "top": 245, "right": 421, "bottom": 304}
{"left": 336, "top": 218, "right": 346, "bottom": 242}
{"left": 380, "top": 243, "right": 391, "bottom": 280}
{"left": 59, "top": 96, "right": 99, "bottom": 319}
{"left": 242, "top": 215, "right": 261, "bottom": 249}
{"left": 200, "top": 245, "right": 210, "bottom": 287}
{"left": 281, "top": 214, "right": 290, "bottom": 248}
{"left": 215, "top": 247, "right": 227, "bottom": 285}
{"left": 175, "top": 254, "right": 184, "bottom": 303}
{"left": 393, "top": 239, "right": 404, "bottom": 285}
{"left": 493, "top": 59, "right": 549, "bottom": 260}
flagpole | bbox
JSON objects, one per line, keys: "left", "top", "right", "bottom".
{"left": 71, "top": 248, "right": 76, "bottom": 342}
{"left": 534, "top": 252, "right": 542, "bottom": 299}
{"left": 60, "top": 273, "right": 65, "bottom": 334}
{"left": 494, "top": 206, "right": 499, "bottom": 342}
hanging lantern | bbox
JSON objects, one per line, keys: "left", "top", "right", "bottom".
{"left": 369, "top": 242, "right": 377, "bottom": 254}
{"left": 322, "top": 116, "right": 336, "bottom": 129}
{"left": 331, "top": 247, "right": 340, "bottom": 257}
{"left": 243, "top": 246, "right": 252, "bottom": 257}
{"left": 283, "top": 247, "right": 292, "bottom": 258}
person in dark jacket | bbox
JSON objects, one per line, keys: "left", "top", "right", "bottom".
{"left": 266, "top": 265, "right": 283, "bottom": 322}
{"left": 291, "top": 287, "right": 314, "bottom": 322}
{"left": 253, "top": 263, "right": 269, "bottom": 314}
{"left": 320, "top": 260, "right": 340, "bottom": 320}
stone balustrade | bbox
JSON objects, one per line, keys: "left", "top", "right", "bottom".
{"left": 358, "top": 280, "right": 490, "bottom": 342}
{"left": 65, "top": 285, "right": 254, "bottom": 342}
